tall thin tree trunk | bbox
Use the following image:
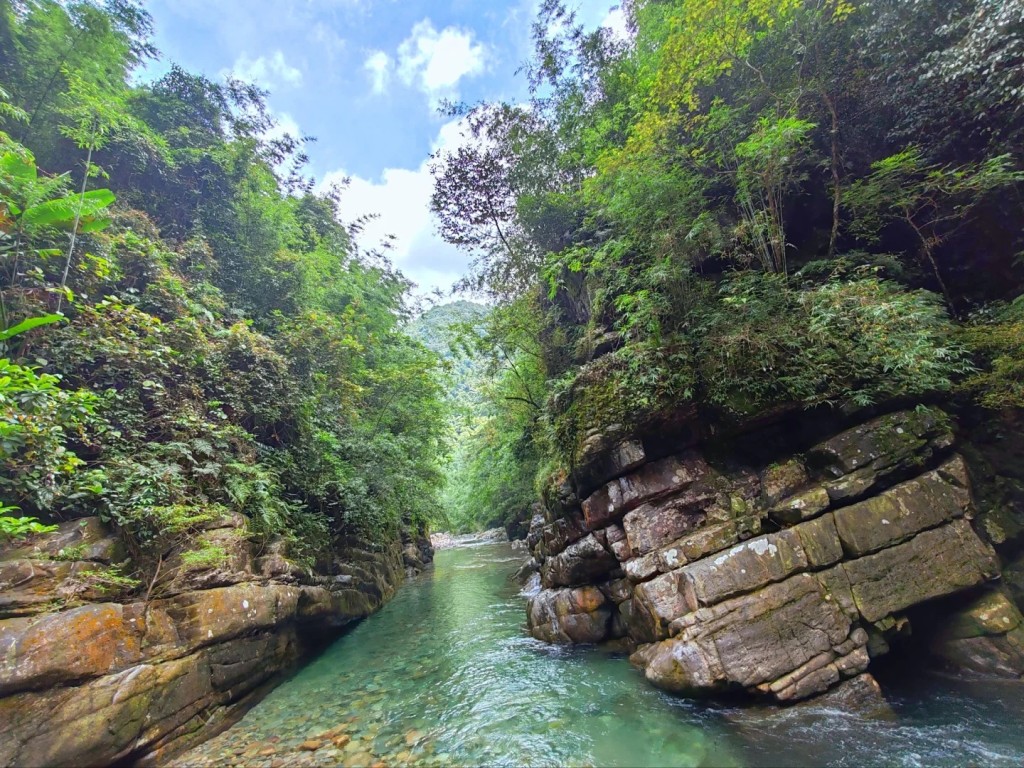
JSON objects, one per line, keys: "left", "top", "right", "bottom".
{"left": 56, "top": 143, "right": 92, "bottom": 314}
{"left": 821, "top": 91, "right": 842, "bottom": 258}
{"left": 907, "top": 216, "right": 955, "bottom": 313}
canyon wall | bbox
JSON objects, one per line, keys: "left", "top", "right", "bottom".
{"left": 524, "top": 407, "right": 1024, "bottom": 703}
{"left": 0, "top": 516, "right": 432, "bottom": 767}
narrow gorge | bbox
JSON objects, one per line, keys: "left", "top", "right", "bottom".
{"left": 2, "top": 0, "right": 1024, "bottom": 765}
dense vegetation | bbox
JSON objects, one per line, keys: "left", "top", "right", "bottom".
{"left": 0, "top": 0, "right": 447, "bottom": 575}
{"left": 2, "top": 0, "right": 1022, "bottom": 546}
{"left": 430, "top": 0, "right": 1024, "bottom": 532}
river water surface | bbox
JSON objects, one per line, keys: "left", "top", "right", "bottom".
{"left": 174, "top": 542, "right": 1024, "bottom": 768}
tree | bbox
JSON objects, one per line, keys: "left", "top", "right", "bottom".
{"left": 846, "top": 148, "right": 1024, "bottom": 310}
{"left": 734, "top": 114, "right": 816, "bottom": 273}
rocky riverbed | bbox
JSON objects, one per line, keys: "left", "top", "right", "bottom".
{"left": 0, "top": 516, "right": 433, "bottom": 766}
{"left": 171, "top": 542, "right": 1024, "bottom": 768}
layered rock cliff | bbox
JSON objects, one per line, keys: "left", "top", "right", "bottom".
{"left": 525, "top": 407, "right": 1024, "bottom": 703}
{"left": 0, "top": 517, "right": 432, "bottom": 767}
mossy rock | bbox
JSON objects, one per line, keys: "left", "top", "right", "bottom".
{"left": 547, "top": 339, "right": 696, "bottom": 469}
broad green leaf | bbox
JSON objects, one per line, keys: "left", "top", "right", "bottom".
{"left": 0, "top": 152, "right": 36, "bottom": 182}
{"left": 20, "top": 196, "right": 76, "bottom": 228}
{"left": 78, "top": 217, "right": 112, "bottom": 234}
{"left": 20, "top": 188, "right": 115, "bottom": 229}
{"left": 80, "top": 188, "right": 115, "bottom": 208}
{"left": 0, "top": 314, "right": 63, "bottom": 341}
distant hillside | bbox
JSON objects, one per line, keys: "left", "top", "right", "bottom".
{"left": 408, "top": 300, "right": 489, "bottom": 356}
{"left": 407, "top": 301, "right": 490, "bottom": 404}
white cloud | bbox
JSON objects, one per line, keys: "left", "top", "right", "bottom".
{"left": 310, "top": 22, "right": 347, "bottom": 61}
{"left": 601, "top": 7, "right": 629, "bottom": 41}
{"left": 364, "top": 50, "right": 393, "bottom": 95}
{"left": 267, "top": 110, "right": 301, "bottom": 140}
{"left": 226, "top": 50, "right": 303, "bottom": 88}
{"left": 394, "top": 19, "right": 488, "bottom": 101}
{"left": 317, "top": 118, "right": 473, "bottom": 295}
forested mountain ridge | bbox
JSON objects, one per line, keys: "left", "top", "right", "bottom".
{"left": 407, "top": 299, "right": 488, "bottom": 403}
{"left": 407, "top": 300, "right": 531, "bottom": 535}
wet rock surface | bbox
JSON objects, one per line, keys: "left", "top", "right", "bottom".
{"left": 429, "top": 528, "right": 508, "bottom": 550}
{"left": 927, "top": 587, "right": 1024, "bottom": 678}
{"left": 526, "top": 407, "right": 1021, "bottom": 704}
{"left": 0, "top": 516, "right": 432, "bottom": 766}
{"left": 526, "top": 585, "right": 611, "bottom": 644}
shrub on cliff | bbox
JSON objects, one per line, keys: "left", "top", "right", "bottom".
{"left": 546, "top": 338, "right": 695, "bottom": 467}
{"left": 696, "top": 274, "right": 971, "bottom": 416}
{"left": 428, "top": 0, "right": 1023, "bottom": 520}
{"left": 959, "top": 298, "right": 1024, "bottom": 409}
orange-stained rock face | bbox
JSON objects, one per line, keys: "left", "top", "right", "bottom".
{"left": 0, "top": 603, "right": 141, "bottom": 696}
{"left": 0, "top": 517, "right": 428, "bottom": 767}
{"left": 527, "top": 586, "right": 611, "bottom": 644}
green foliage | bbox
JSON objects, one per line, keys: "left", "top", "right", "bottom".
{"left": 0, "top": 143, "right": 114, "bottom": 326}
{"left": 435, "top": 298, "right": 546, "bottom": 534}
{"left": 0, "top": 357, "right": 100, "bottom": 512}
{"left": 0, "top": 508, "right": 58, "bottom": 542}
{"left": 734, "top": 115, "right": 817, "bottom": 274}
{"left": 548, "top": 339, "right": 695, "bottom": 466}
{"left": 52, "top": 542, "right": 87, "bottom": 561}
{"left": 959, "top": 298, "right": 1024, "bottom": 409}
{"left": 76, "top": 563, "right": 141, "bottom": 596}
{"left": 0, "top": 313, "right": 62, "bottom": 342}
{"left": 846, "top": 148, "right": 1024, "bottom": 306}
{"left": 426, "top": 0, "right": 1024, "bottom": 525}
{"left": 0, "top": 1, "right": 448, "bottom": 580}
{"left": 696, "top": 273, "right": 970, "bottom": 414}
{"left": 179, "top": 541, "right": 229, "bottom": 570}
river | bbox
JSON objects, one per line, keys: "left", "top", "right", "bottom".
{"left": 173, "top": 542, "right": 1024, "bottom": 767}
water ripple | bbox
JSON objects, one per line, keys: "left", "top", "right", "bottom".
{"left": 172, "top": 543, "right": 1024, "bottom": 768}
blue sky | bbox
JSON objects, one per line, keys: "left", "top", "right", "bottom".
{"left": 139, "top": 0, "right": 625, "bottom": 296}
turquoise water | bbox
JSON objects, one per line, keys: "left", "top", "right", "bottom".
{"left": 173, "top": 543, "right": 1024, "bottom": 768}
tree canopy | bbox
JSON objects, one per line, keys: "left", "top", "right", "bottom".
{"left": 0, "top": 0, "right": 447, "bottom": 576}
{"left": 429, "top": 0, "right": 1024, "bottom": 532}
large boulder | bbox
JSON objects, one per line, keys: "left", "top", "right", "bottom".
{"left": 631, "top": 573, "right": 867, "bottom": 701}
{"left": 0, "top": 518, "right": 129, "bottom": 619}
{"left": 622, "top": 488, "right": 716, "bottom": 556}
{"left": 627, "top": 512, "right": 998, "bottom": 701}
{"left": 0, "top": 520, "right": 412, "bottom": 766}
{"left": 527, "top": 586, "right": 611, "bottom": 644}
{"left": 0, "top": 630, "right": 298, "bottom": 768}
{"left": 831, "top": 457, "right": 970, "bottom": 557}
{"left": 842, "top": 519, "right": 999, "bottom": 622}
{"left": 581, "top": 453, "right": 712, "bottom": 530}
{"left": 927, "top": 588, "right": 1024, "bottom": 678}
{"left": 533, "top": 515, "right": 586, "bottom": 560}
{"left": 808, "top": 408, "right": 954, "bottom": 502}
{"left": 797, "top": 672, "right": 893, "bottom": 718}
{"left": 541, "top": 534, "right": 618, "bottom": 588}
{"left": 530, "top": 406, "right": 1006, "bottom": 707}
